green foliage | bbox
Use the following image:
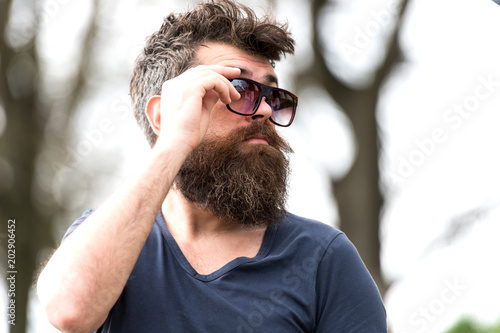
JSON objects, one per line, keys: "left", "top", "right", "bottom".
{"left": 446, "top": 318, "right": 481, "bottom": 333}
{"left": 446, "top": 318, "right": 500, "bottom": 333}
{"left": 490, "top": 323, "right": 500, "bottom": 333}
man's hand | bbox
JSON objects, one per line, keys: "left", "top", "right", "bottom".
{"left": 147, "top": 66, "right": 241, "bottom": 155}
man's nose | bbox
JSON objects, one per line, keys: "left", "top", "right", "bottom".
{"left": 250, "top": 97, "right": 273, "bottom": 123}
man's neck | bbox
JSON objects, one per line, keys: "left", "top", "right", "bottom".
{"left": 162, "top": 188, "right": 263, "bottom": 237}
{"left": 161, "top": 188, "right": 267, "bottom": 275}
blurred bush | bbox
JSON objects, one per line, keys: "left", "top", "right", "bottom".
{"left": 446, "top": 318, "right": 500, "bottom": 333}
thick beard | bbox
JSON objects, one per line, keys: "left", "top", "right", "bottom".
{"left": 174, "top": 122, "right": 293, "bottom": 227}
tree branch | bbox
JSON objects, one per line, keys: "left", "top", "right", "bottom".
{"left": 372, "top": 0, "right": 411, "bottom": 89}
{"left": 295, "top": 0, "right": 354, "bottom": 110}
{"left": 0, "top": 0, "right": 14, "bottom": 108}
{"left": 60, "top": 0, "right": 102, "bottom": 133}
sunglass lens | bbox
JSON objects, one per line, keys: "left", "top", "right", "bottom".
{"left": 229, "top": 80, "right": 260, "bottom": 115}
{"left": 270, "top": 91, "right": 295, "bottom": 126}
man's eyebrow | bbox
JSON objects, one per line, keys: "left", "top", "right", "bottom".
{"left": 237, "top": 67, "right": 279, "bottom": 85}
{"left": 264, "top": 74, "right": 279, "bottom": 86}
{"left": 235, "top": 67, "right": 248, "bottom": 76}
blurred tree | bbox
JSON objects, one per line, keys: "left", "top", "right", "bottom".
{"left": 0, "top": 0, "right": 101, "bottom": 331}
{"left": 292, "top": 0, "right": 410, "bottom": 295}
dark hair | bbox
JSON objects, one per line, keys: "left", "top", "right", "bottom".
{"left": 130, "top": 0, "right": 295, "bottom": 147}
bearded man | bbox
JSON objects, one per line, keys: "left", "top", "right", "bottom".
{"left": 37, "top": 1, "right": 387, "bottom": 332}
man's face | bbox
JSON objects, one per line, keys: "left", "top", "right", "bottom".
{"left": 174, "top": 43, "right": 293, "bottom": 226}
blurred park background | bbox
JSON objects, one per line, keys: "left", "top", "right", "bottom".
{"left": 1, "top": 0, "right": 500, "bottom": 332}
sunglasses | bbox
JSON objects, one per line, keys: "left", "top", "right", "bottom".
{"left": 226, "top": 77, "right": 298, "bottom": 127}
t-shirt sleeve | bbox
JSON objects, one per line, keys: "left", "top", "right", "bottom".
{"left": 315, "top": 232, "right": 387, "bottom": 332}
{"left": 62, "top": 209, "right": 94, "bottom": 241}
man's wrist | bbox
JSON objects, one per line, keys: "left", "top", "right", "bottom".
{"left": 150, "top": 139, "right": 192, "bottom": 172}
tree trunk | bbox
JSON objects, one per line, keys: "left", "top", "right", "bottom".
{"left": 293, "top": 0, "right": 411, "bottom": 296}
{"left": 331, "top": 87, "right": 385, "bottom": 294}
{"left": 0, "top": 0, "right": 102, "bottom": 331}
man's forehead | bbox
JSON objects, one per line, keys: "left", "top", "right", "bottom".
{"left": 195, "top": 43, "right": 278, "bottom": 84}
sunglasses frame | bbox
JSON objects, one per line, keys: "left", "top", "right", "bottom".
{"left": 226, "top": 77, "right": 298, "bottom": 127}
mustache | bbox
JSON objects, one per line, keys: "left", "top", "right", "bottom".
{"left": 228, "top": 122, "right": 294, "bottom": 154}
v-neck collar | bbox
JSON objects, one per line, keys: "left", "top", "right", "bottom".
{"left": 155, "top": 211, "right": 277, "bottom": 282}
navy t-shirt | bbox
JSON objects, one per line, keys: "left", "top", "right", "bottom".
{"left": 64, "top": 210, "right": 387, "bottom": 332}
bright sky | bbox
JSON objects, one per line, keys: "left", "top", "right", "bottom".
{"left": 2, "top": 0, "right": 500, "bottom": 332}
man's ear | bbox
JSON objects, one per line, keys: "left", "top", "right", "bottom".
{"left": 145, "top": 95, "right": 162, "bottom": 136}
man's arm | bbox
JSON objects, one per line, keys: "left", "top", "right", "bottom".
{"left": 37, "top": 66, "right": 240, "bottom": 333}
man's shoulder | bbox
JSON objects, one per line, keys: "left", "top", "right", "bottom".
{"left": 279, "top": 213, "right": 342, "bottom": 236}
{"left": 274, "top": 213, "right": 344, "bottom": 250}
